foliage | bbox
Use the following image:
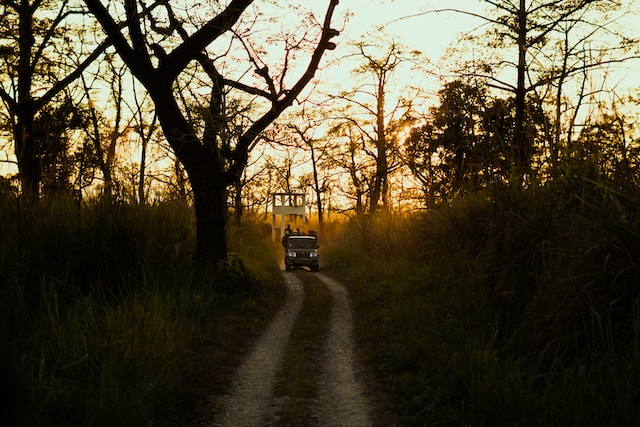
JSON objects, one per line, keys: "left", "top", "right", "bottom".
{"left": 324, "top": 174, "right": 640, "bottom": 426}
{"left": 0, "top": 196, "right": 283, "bottom": 426}
{"left": 404, "top": 80, "right": 514, "bottom": 204}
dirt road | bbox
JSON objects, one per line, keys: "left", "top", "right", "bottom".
{"left": 211, "top": 270, "right": 372, "bottom": 427}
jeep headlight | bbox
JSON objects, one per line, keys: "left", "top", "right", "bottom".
{"left": 287, "top": 251, "right": 297, "bottom": 257}
{"left": 310, "top": 251, "right": 318, "bottom": 258}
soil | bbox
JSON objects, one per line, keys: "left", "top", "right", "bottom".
{"left": 208, "top": 269, "right": 399, "bottom": 427}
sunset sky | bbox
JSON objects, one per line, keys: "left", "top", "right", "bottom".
{"left": 341, "top": 0, "right": 485, "bottom": 61}
{"left": 325, "top": 0, "right": 640, "bottom": 111}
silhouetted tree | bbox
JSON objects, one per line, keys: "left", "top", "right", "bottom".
{"left": 339, "top": 41, "right": 418, "bottom": 212}
{"left": 84, "top": 0, "right": 340, "bottom": 268}
{"left": 442, "top": 0, "right": 628, "bottom": 184}
{"left": 0, "top": 0, "right": 108, "bottom": 200}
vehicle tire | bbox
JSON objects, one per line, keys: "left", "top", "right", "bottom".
{"left": 285, "top": 264, "right": 293, "bottom": 271}
{"left": 311, "top": 265, "right": 319, "bottom": 272}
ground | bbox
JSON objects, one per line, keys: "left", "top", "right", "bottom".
{"left": 206, "top": 269, "right": 399, "bottom": 427}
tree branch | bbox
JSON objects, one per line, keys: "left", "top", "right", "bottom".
{"left": 224, "top": 0, "right": 340, "bottom": 184}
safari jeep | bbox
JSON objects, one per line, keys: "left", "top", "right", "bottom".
{"left": 284, "top": 233, "right": 319, "bottom": 272}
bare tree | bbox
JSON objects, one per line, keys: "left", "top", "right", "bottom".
{"left": 80, "top": 55, "right": 132, "bottom": 201}
{"left": 129, "top": 78, "right": 159, "bottom": 205}
{"left": 327, "top": 121, "right": 370, "bottom": 215}
{"left": 287, "top": 118, "right": 330, "bottom": 231}
{"left": 482, "top": 0, "right": 618, "bottom": 182}
{"left": 331, "top": 41, "right": 418, "bottom": 213}
{"left": 84, "top": 0, "right": 340, "bottom": 268}
{"left": 229, "top": 149, "right": 270, "bottom": 225}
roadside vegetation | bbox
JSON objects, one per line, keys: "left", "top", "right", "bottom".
{"left": 324, "top": 172, "right": 640, "bottom": 426}
{"left": 0, "top": 193, "right": 284, "bottom": 427}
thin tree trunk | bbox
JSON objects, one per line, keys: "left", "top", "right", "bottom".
{"left": 138, "top": 138, "right": 147, "bottom": 205}
{"left": 15, "top": 116, "right": 39, "bottom": 201}
{"left": 234, "top": 174, "right": 243, "bottom": 226}
{"left": 514, "top": 0, "right": 528, "bottom": 184}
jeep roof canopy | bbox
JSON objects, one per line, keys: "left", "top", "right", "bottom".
{"left": 287, "top": 235, "right": 317, "bottom": 249}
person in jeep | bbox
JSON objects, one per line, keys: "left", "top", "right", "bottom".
{"left": 282, "top": 224, "right": 292, "bottom": 248}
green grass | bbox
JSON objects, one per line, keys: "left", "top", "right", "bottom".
{"left": 0, "top": 195, "right": 283, "bottom": 426}
{"left": 323, "top": 177, "right": 640, "bottom": 426}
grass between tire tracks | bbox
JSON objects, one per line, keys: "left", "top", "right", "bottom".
{"left": 272, "top": 270, "right": 332, "bottom": 426}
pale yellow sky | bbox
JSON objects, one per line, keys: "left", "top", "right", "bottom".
{"left": 325, "top": 0, "right": 640, "bottom": 110}
{"left": 340, "top": 0, "right": 485, "bottom": 61}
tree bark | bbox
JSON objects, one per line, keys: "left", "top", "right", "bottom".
{"left": 15, "top": 108, "right": 39, "bottom": 200}
{"left": 191, "top": 170, "right": 228, "bottom": 268}
{"left": 370, "top": 70, "right": 388, "bottom": 212}
{"left": 150, "top": 85, "right": 229, "bottom": 266}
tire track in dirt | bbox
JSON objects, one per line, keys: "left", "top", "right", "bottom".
{"left": 212, "top": 270, "right": 371, "bottom": 426}
{"left": 313, "top": 272, "right": 371, "bottom": 427}
{"left": 212, "top": 273, "right": 304, "bottom": 427}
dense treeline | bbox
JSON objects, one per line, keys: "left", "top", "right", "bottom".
{"left": 1, "top": 1, "right": 637, "bottom": 221}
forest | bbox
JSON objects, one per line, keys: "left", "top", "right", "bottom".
{"left": 1, "top": 0, "right": 640, "bottom": 425}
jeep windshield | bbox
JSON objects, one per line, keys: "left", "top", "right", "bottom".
{"left": 287, "top": 237, "right": 317, "bottom": 249}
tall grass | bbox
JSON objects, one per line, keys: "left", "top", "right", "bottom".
{"left": 324, "top": 177, "right": 640, "bottom": 426}
{"left": 0, "top": 194, "right": 283, "bottom": 426}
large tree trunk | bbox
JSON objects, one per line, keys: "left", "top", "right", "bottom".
{"left": 152, "top": 85, "right": 229, "bottom": 268}
{"left": 191, "top": 171, "right": 228, "bottom": 269}
{"left": 15, "top": 4, "right": 39, "bottom": 201}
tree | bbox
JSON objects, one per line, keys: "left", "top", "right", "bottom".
{"left": 239, "top": 144, "right": 279, "bottom": 221}
{"left": 327, "top": 121, "right": 370, "bottom": 214}
{"left": 0, "top": 0, "right": 109, "bottom": 200}
{"left": 531, "top": 7, "right": 637, "bottom": 179}
{"left": 36, "top": 93, "right": 89, "bottom": 196}
{"left": 405, "top": 81, "right": 489, "bottom": 205}
{"left": 84, "top": 0, "right": 340, "bottom": 268}
{"left": 404, "top": 120, "right": 449, "bottom": 207}
{"left": 287, "top": 118, "right": 331, "bottom": 232}
{"left": 332, "top": 41, "right": 418, "bottom": 213}
{"left": 229, "top": 149, "right": 270, "bottom": 225}
{"left": 489, "top": 0, "right": 611, "bottom": 182}
{"left": 405, "top": 80, "right": 530, "bottom": 204}
{"left": 80, "top": 55, "right": 131, "bottom": 201}
{"left": 130, "top": 77, "right": 159, "bottom": 205}
{"left": 435, "top": 0, "right": 630, "bottom": 184}
{"left": 576, "top": 99, "right": 640, "bottom": 185}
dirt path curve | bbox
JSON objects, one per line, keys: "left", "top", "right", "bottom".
{"left": 211, "top": 271, "right": 371, "bottom": 427}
